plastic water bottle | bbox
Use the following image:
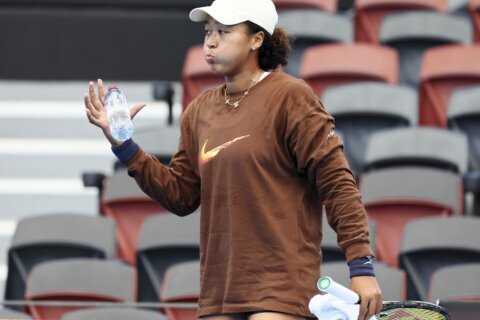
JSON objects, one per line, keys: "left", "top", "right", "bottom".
{"left": 105, "top": 85, "right": 134, "bottom": 141}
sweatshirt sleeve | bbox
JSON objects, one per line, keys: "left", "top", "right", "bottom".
{"left": 285, "top": 82, "right": 373, "bottom": 262}
{"left": 121, "top": 106, "right": 201, "bottom": 216}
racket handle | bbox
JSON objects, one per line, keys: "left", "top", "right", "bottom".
{"left": 317, "top": 276, "right": 360, "bottom": 304}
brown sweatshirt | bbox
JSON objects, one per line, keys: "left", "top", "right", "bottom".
{"left": 124, "top": 71, "right": 373, "bottom": 317}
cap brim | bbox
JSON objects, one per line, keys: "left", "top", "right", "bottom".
{"left": 189, "top": 6, "right": 247, "bottom": 26}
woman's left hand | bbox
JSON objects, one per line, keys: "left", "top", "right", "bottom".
{"left": 350, "top": 276, "right": 382, "bottom": 320}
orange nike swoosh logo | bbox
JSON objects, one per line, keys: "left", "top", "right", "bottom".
{"left": 200, "top": 135, "right": 250, "bottom": 165}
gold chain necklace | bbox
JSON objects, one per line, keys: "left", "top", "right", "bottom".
{"left": 224, "top": 71, "right": 262, "bottom": 109}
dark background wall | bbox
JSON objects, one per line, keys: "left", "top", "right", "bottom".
{"left": 0, "top": 0, "right": 211, "bottom": 81}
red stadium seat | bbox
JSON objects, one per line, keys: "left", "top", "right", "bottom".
{"left": 273, "top": 0, "right": 337, "bottom": 12}
{"left": 470, "top": 0, "right": 480, "bottom": 42}
{"left": 354, "top": 0, "right": 447, "bottom": 43}
{"left": 161, "top": 261, "right": 200, "bottom": 320}
{"left": 181, "top": 45, "right": 223, "bottom": 111}
{"left": 300, "top": 43, "right": 398, "bottom": 98}
{"left": 101, "top": 168, "right": 168, "bottom": 264}
{"left": 360, "top": 167, "right": 463, "bottom": 267}
{"left": 429, "top": 263, "right": 480, "bottom": 302}
{"left": 25, "top": 259, "right": 136, "bottom": 320}
{"left": 419, "top": 45, "right": 480, "bottom": 127}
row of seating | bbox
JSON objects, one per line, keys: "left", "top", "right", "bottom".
{"left": 5, "top": 201, "right": 479, "bottom": 305}
{"left": 89, "top": 122, "right": 480, "bottom": 267}
{"left": 2, "top": 217, "right": 479, "bottom": 320}
{"left": 278, "top": 9, "right": 475, "bottom": 79}
{"left": 273, "top": 0, "right": 478, "bottom": 14}
{"left": 181, "top": 42, "right": 480, "bottom": 127}
{"left": 0, "top": 307, "right": 168, "bottom": 320}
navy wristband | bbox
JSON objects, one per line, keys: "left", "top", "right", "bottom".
{"left": 111, "top": 138, "right": 140, "bottom": 165}
{"left": 348, "top": 256, "right": 375, "bottom": 278}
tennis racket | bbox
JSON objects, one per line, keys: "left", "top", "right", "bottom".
{"left": 318, "top": 276, "right": 451, "bottom": 320}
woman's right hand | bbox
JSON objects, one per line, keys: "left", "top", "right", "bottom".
{"left": 84, "top": 79, "right": 146, "bottom": 148}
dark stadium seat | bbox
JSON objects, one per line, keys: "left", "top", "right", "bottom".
{"left": 114, "top": 125, "right": 181, "bottom": 169}
{"left": 419, "top": 45, "right": 480, "bottom": 127}
{"left": 360, "top": 167, "right": 463, "bottom": 267}
{"left": 429, "top": 263, "right": 480, "bottom": 301}
{"left": 300, "top": 43, "right": 399, "bottom": 98}
{"left": 321, "top": 261, "right": 406, "bottom": 301}
{"left": 364, "top": 127, "right": 469, "bottom": 175}
{"left": 354, "top": 0, "right": 448, "bottom": 43}
{"left": 4, "top": 213, "right": 116, "bottom": 306}
{"left": 471, "top": 0, "right": 480, "bottom": 42}
{"left": 160, "top": 261, "right": 200, "bottom": 320}
{"left": 438, "top": 300, "right": 480, "bottom": 320}
{"left": 399, "top": 216, "right": 480, "bottom": 300}
{"left": 61, "top": 308, "right": 168, "bottom": 320}
{"left": 380, "top": 11, "right": 472, "bottom": 88}
{"left": 448, "top": 86, "right": 480, "bottom": 171}
{"left": 277, "top": 9, "right": 352, "bottom": 77}
{"left": 322, "top": 212, "right": 377, "bottom": 262}
{"left": 181, "top": 45, "right": 223, "bottom": 111}
{"left": 450, "top": 0, "right": 470, "bottom": 12}
{"left": 273, "top": 0, "right": 338, "bottom": 12}
{"left": 101, "top": 168, "right": 168, "bottom": 265}
{"left": 322, "top": 82, "right": 417, "bottom": 176}
{"left": 136, "top": 212, "right": 200, "bottom": 303}
{"left": 25, "top": 259, "right": 136, "bottom": 320}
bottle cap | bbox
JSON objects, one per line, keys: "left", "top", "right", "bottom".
{"left": 107, "top": 84, "right": 119, "bottom": 91}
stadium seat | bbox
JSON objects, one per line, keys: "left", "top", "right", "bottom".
{"left": 399, "top": 216, "right": 480, "bottom": 300}
{"left": 360, "top": 167, "right": 463, "bottom": 267}
{"left": 0, "top": 309, "right": 32, "bottom": 319}
{"left": 364, "top": 127, "right": 469, "bottom": 175}
{"left": 101, "top": 168, "right": 168, "bottom": 264}
{"left": 61, "top": 308, "right": 167, "bottom": 320}
{"left": 471, "top": 0, "right": 480, "bottom": 42}
{"left": 181, "top": 45, "right": 223, "bottom": 111}
{"left": 322, "top": 208, "right": 377, "bottom": 261}
{"left": 4, "top": 213, "right": 116, "bottom": 305}
{"left": 380, "top": 11, "right": 472, "bottom": 88}
{"left": 300, "top": 43, "right": 399, "bottom": 98}
{"left": 136, "top": 212, "right": 200, "bottom": 303}
{"left": 429, "top": 263, "right": 480, "bottom": 301}
{"left": 321, "top": 261, "right": 406, "bottom": 301}
{"left": 448, "top": 86, "right": 480, "bottom": 171}
{"left": 160, "top": 261, "right": 200, "bottom": 320}
{"left": 354, "top": 0, "right": 448, "bottom": 43}
{"left": 438, "top": 300, "right": 480, "bottom": 319}
{"left": 25, "top": 258, "right": 136, "bottom": 320}
{"left": 273, "top": 0, "right": 338, "bottom": 12}
{"left": 277, "top": 9, "right": 352, "bottom": 76}
{"left": 419, "top": 45, "right": 480, "bottom": 127}
{"left": 322, "top": 82, "right": 417, "bottom": 176}
{"left": 115, "top": 125, "right": 181, "bottom": 169}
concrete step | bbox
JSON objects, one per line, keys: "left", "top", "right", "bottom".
{"left": 0, "top": 100, "right": 177, "bottom": 139}
{"left": 0, "top": 178, "right": 98, "bottom": 219}
{"left": 0, "top": 80, "right": 160, "bottom": 101}
{"left": 0, "top": 138, "right": 116, "bottom": 178}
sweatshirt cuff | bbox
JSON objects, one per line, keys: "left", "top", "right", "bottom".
{"left": 111, "top": 138, "right": 140, "bottom": 165}
{"left": 348, "top": 256, "right": 375, "bottom": 278}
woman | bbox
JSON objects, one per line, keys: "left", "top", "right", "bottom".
{"left": 84, "top": 0, "right": 382, "bottom": 319}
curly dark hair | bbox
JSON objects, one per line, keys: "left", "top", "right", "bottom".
{"left": 245, "top": 21, "right": 292, "bottom": 71}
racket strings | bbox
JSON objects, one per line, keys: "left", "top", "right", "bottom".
{"left": 379, "top": 307, "right": 448, "bottom": 320}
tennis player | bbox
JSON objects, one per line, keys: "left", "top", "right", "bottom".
{"left": 84, "top": 0, "right": 382, "bottom": 319}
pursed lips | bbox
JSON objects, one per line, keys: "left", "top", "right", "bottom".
{"left": 205, "top": 54, "right": 216, "bottom": 64}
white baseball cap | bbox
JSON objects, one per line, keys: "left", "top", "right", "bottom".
{"left": 189, "top": 0, "right": 278, "bottom": 35}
